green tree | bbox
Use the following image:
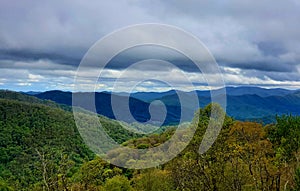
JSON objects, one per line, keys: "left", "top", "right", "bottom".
{"left": 0, "top": 179, "right": 14, "bottom": 191}
{"left": 103, "top": 175, "right": 132, "bottom": 191}
{"left": 72, "top": 157, "right": 122, "bottom": 190}
{"left": 133, "top": 169, "right": 174, "bottom": 191}
{"left": 168, "top": 103, "right": 234, "bottom": 191}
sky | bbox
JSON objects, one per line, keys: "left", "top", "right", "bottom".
{"left": 0, "top": 0, "right": 300, "bottom": 92}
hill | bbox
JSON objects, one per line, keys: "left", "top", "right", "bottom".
{"left": 0, "top": 90, "right": 72, "bottom": 112}
{"left": 0, "top": 98, "right": 93, "bottom": 189}
{"left": 0, "top": 91, "right": 145, "bottom": 190}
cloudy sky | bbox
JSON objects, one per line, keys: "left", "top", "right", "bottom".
{"left": 0, "top": 0, "right": 300, "bottom": 92}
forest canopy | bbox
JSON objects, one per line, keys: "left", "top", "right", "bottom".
{"left": 0, "top": 92, "right": 300, "bottom": 190}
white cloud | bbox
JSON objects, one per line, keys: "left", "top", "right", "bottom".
{"left": 17, "top": 82, "right": 32, "bottom": 86}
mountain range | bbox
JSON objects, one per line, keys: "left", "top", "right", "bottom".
{"left": 29, "top": 86, "right": 300, "bottom": 125}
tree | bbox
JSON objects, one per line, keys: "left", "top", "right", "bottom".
{"left": 168, "top": 103, "right": 234, "bottom": 191}
{"left": 133, "top": 169, "right": 174, "bottom": 191}
{"left": 103, "top": 175, "right": 132, "bottom": 191}
{"left": 0, "top": 179, "right": 14, "bottom": 191}
{"left": 293, "top": 168, "right": 300, "bottom": 191}
{"left": 71, "top": 157, "right": 122, "bottom": 190}
{"left": 266, "top": 115, "right": 300, "bottom": 190}
{"left": 228, "top": 121, "right": 277, "bottom": 190}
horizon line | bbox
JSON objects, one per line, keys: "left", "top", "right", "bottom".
{"left": 1, "top": 85, "right": 299, "bottom": 94}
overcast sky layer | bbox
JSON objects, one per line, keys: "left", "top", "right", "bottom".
{"left": 0, "top": 0, "right": 300, "bottom": 92}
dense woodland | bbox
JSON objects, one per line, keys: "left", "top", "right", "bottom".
{"left": 1, "top": 91, "right": 300, "bottom": 190}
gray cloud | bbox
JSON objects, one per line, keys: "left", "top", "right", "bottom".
{"left": 0, "top": 0, "right": 299, "bottom": 91}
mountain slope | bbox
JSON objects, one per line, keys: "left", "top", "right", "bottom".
{"left": 0, "top": 92, "right": 146, "bottom": 189}
{"left": 0, "top": 90, "right": 72, "bottom": 112}
{"left": 223, "top": 86, "right": 294, "bottom": 97}
{"left": 129, "top": 90, "right": 178, "bottom": 102}
{"left": 35, "top": 91, "right": 183, "bottom": 125}
{"left": 127, "top": 87, "right": 296, "bottom": 101}
{"left": 32, "top": 87, "right": 300, "bottom": 124}
{"left": 0, "top": 98, "right": 93, "bottom": 189}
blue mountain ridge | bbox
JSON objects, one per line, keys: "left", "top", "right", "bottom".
{"left": 31, "top": 86, "right": 300, "bottom": 125}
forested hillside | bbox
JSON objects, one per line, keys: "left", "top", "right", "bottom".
{"left": 0, "top": 92, "right": 143, "bottom": 190}
{"left": 1, "top": 91, "right": 300, "bottom": 190}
